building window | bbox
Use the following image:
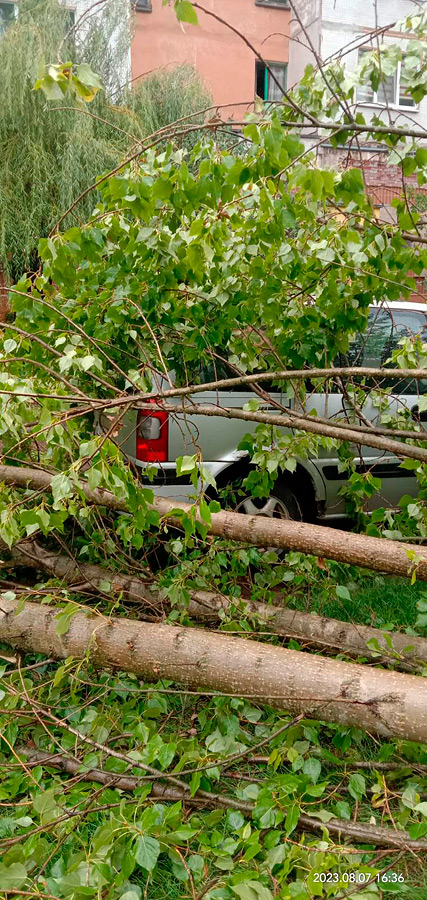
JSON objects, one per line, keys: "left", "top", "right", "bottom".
{"left": 255, "top": 0, "right": 289, "bottom": 7}
{"left": 0, "top": 2, "right": 15, "bottom": 35}
{"left": 0, "top": 3, "right": 75, "bottom": 36}
{"left": 133, "top": 0, "right": 152, "bottom": 10}
{"left": 357, "top": 49, "right": 415, "bottom": 109}
{"left": 255, "top": 61, "right": 287, "bottom": 101}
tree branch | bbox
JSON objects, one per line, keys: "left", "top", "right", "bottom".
{"left": 17, "top": 747, "right": 427, "bottom": 850}
{"left": 1, "top": 596, "right": 427, "bottom": 741}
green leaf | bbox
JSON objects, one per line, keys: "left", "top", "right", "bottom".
{"left": 306, "top": 809, "right": 335, "bottom": 823}
{"left": 0, "top": 863, "right": 28, "bottom": 889}
{"left": 199, "top": 496, "right": 211, "bottom": 525}
{"left": 190, "top": 770, "right": 201, "bottom": 797}
{"left": 175, "top": 1, "right": 198, "bottom": 25}
{"left": 285, "top": 803, "right": 300, "bottom": 835}
{"left": 80, "top": 355, "right": 98, "bottom": 371}
{"left": 99, "top": 580, "right": 112, "bottom": 593}
{"left": 415, "top": 147, "right": 427, "bottom": 168}
{"left": 134, "top": 834, "right": 160, "bottom": 871}
{"left": 75, "top": 63, "right": 103, "bottom": 89}
{"left": 187, "top": 854, "right": 204, "bottom": 874}
{"left": 15, "top": 816, "right": 33, "bottom": 827}
{"left": 176, "top": 455, "right": 197, "bottom": 476}
{"left": 402, "top": 156, "right": 417, "bottom": 176}
{"left": 51, "top": 473, "right": 73, "bottom": 506}
{"left": 33, "top": 788, "right": 62, "bottom": 824}
{"left": 33, "top": 74, "right": 66, "bottom": 100}
{"left": 55, "top": 602, "right": 79, "bottom": 637}
{"left": 243, "top": 398, "right": 261, "bottom": 412}
{"left": 334, "top": 800, "right": 351, "bottom": 820}
{"left": 232, "top": 882, "right": 274, "bottom": 900}
{"left": 348, "top": 773, "right": 366, "bottom": 801}
{"left": 227, "top": 810, "right": 245, "bottom": 831}
{"left": 302, "top": 757, "right": 321, "bottom": 783}
{"left": 336, "top": 585, "right": 351, "bottom": 601}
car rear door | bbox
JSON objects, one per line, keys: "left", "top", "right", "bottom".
{"left": 308, "top": 305, "right": 427, "bottom": 516}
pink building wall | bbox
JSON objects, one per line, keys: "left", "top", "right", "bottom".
{"left": 131, "top": 0, "right": 290, "bottom": 117}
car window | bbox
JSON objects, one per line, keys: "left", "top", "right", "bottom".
{"left": 339, "top": 307, "right": 427, "bottom": 394}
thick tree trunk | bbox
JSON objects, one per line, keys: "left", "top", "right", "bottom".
{"left": 18, "top": 748, "right": 427, "bottom": 850}
{"left": 2, "top": 464, "right": 427, "bottom": 581}
{"left": 1, "top": 598, "right": 427, "bottom": 742}
{"left": 11, "top": 541, "right": 427, "bottom": 668}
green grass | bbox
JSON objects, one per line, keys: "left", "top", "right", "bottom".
{"left": 293, "top": 575, "right": 426, "bottom": 631}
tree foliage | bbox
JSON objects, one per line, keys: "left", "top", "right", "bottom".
{"left": 2, "top": 3, "right": 427, "bottom": 897}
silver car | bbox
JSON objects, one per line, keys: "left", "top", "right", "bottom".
{"left": 111, "top": 301, "right": 427, "bottom": 523}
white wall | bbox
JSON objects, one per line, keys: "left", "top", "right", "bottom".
{"left": 288, "top": 0, "right": 427, "bottom": 132}
{"left": 288, "top": 0, "right": 322, "bottom": 87}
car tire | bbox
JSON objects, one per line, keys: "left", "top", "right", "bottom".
{"left": 228, "top": 480, "right": 304, "bottom": 522}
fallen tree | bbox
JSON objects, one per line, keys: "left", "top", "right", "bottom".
{"left": 10, "top": 539, "right": 427, "bottom": 668}
{"left": 4, "top": 20, "right": 427, "bottom": 894}
{"left": 2, "top": 463, "right": 427, "bottom": 581}
{"left": 1, "top": 597, "right": 427, "bottom": 742}
{"left": 18, "top": 748, "right": 427, "bottom": 850}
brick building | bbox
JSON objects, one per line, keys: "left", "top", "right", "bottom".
{"left": 131, "top": 0, "right": 290, "bottom": 118}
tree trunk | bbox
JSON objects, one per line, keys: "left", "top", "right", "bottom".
{"left": 1, "top": 598, "right": 427, "bottom": 742}
{"left": 2, "top": 464, "right": 427, "bottom": 581}
{"left": 11, "top": 541, "right": 427, "bottom": 668}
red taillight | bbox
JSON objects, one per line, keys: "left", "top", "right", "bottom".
{"left": 136, "top": 404, "right": 169, "bottom": 463}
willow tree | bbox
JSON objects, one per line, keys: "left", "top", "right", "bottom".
{"left": 0, "top": 0, "right": 211, "bottom": 282}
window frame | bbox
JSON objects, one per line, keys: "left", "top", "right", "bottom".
{"left": 0, "top": 1, "right": 16, "bottom": 34}
{"left": 255, "top": 0, "right": 289, "bottom": 8}
{"left": 133, "top": 0, "right": 152, "bottom": 10}
{"left": 338, "top": 306, "right": 427, "bottom": 395}
{"left": 255, "top": 60, "right": 287, "bottom": 102}
{"left": 62, "top": 6, "right": 76, "bottom": 28}
{"left": 356, "top": 49, "right": 417, "bottom": 111}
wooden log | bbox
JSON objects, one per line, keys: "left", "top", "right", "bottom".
{"left": 1, "top": 598, "right": 427, "bottom": 743}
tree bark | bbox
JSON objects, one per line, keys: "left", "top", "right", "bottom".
{"left": 11, "top": 541, "right": 427, "bottom": 668}
{"left": 2, "top": 464, "right": 427, "bottom": 581}
{"left": 18, "top": 748, "right": 427, "bottom": 850}
{"left": 2, "top": 598, "right": 427, "bottom": 742}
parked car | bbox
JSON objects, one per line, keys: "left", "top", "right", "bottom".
{"left": 110, "top": 301, "right": 427, "bottom": 523}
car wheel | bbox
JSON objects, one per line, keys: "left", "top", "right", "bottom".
{"left": 231, "top": 482, "right": 303, "bottom": 522}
